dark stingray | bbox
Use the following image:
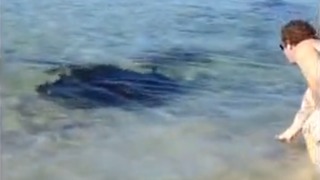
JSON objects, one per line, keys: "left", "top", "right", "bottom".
{"left": 36, "top": 64, "right": 186, "bottom": 109}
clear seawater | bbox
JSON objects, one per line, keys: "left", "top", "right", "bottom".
{"left": 1, "top": 0, "right": 319, "bottom": 179}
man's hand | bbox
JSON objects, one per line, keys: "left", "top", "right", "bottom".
{"left": 276, "top": 128, "right": 300, "bottom": 143}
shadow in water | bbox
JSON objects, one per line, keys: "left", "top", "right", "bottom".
{"left": 133, "top": 47, "right": 212, "bottom": 68}
{"left": 250, "top": 0, "right": 311, "bottom": 21}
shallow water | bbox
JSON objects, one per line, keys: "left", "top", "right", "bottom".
{"left": 2, "top": 0, "right": 320, "bottom": 179}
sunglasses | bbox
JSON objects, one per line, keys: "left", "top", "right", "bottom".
{"left": 279, "top": 44, "right": 284, "bottom": 51}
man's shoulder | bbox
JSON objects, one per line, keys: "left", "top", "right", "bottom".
{"left": 295, "top": 39, "right": 318, "bottom": 59}
{"left": 296, "top": 39, "right": 314, "bottom": 49}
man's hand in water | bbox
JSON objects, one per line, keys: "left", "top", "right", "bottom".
{"left": 276, "top": 128, "right": 300, "bottom": 143}
{"left": 276, "top": 89, "right": 315, "bottom": 144}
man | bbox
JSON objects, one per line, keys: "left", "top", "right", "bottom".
{"left": 276, "top": 19, "right": 320, "bottom": 168}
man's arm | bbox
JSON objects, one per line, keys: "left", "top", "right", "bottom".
{"left": 288, "top": 88, "right": 315, "bottom": 133}
{"left": 277, "top": 88, "right": 315, "bottom": 142}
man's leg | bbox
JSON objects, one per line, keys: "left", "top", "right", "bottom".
{"left": 303, "top": 109, "right": 320, "bottom": 164}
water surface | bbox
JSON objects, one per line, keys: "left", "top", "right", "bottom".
{"left": 2, "top": 0, "right": 319, "bottom": 179}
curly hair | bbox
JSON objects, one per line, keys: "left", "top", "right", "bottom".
{"left": 281, "top": 19, "right": 318, "bottom": 46}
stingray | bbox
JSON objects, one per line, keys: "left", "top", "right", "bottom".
{"left": 36, "top": 64, "right": 186, "bottom": 109}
